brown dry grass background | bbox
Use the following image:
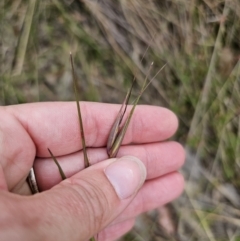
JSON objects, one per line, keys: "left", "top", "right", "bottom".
{"left": 1, "top": 0, "right": 240, "bottom": 240}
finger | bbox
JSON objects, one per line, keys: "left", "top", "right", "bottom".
{"left": 112, "top": 172, "right": 184, "bottom": 224}
{"left": 0, "top": 166, "right": 8, "bottom": 191}
{"left": 98, "top": 219, "right": 135, "bottom": 241}
{"left": 34, "top": 141, "right": 185, "bottom": 191}
{"left": 6, "top": 102, "right": 178, "bottom": 156}
{"left": 0, "top": 108, "right": 35, "bottom": 194}
{"left": 0, "top": 156, "right": 146, "bottom": 241}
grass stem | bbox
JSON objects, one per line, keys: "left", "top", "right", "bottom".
{"left": 70, "top": 53, "right": 90, "bottom": 168}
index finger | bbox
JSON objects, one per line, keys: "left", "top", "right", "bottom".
{"left": 6, "top": 102, "right": 178, "bottom": 157}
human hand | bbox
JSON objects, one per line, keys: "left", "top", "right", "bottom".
{"left": 0, "top": 102, "right": 185, "bottom": 241}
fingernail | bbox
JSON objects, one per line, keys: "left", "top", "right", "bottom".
{"left": 104, "top": 156, "right": 146, "bottom": 199}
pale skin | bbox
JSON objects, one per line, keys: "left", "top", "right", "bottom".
{"left": 0, "top": 102, "right": 185, "bottom": 241}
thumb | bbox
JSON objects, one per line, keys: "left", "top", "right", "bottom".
{"left": 16, "top": 156, "right": 146, "bottom": 241}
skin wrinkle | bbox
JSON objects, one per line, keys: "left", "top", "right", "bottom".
{"left": 55, "top": 180, "right": 89, "bottom": 214}
{"left": 135, "top": 183, "right": 145, "bottom": 218}
{"left": 78, "top": 179, "right": 106, "bottom": 232}
{"left": 0, "top": 109, "right": 35, "bottom": 193}
{"left": 146, "top": 144, "right": 165, "bottom": 178}
{"left": 98, "top": 218, "right": 135, "bottom": 241}
{"left": 61, "top": 176, "right": 113, "bottom": 234}
{"left": 91, "top": 183, "right": 110, "bottom": 231}
{"left": 132, "top": 108, "right": 147, "bottom": 143}
{"left": 4, "top": 110, "right": 36, "bottom": 165}
{"left": 128, "top": 106, "right": 145, "bottom": 145}
{"left": 141, "top": 144, "right": 151, "bottom": 175}
{"left": 34, "top": 192, "right": 76, "bottom": 240}
{"left": 5, "top": 104, "right": 73, "bottom": 156}
{"left": 88, "top": 105, "right": 102, "bottom": 149}
{"left": 0, "top": 120, "right": 12, "bottom": 170}
{"left": 0, "top": 165, "right": 8, "bottom": 190}
{"left": 0, "top": 124, "right": 3, "bottom": 161}
{"left": 81, "top": 102, "right": 109, "bottom": 148}
{"left": 5, "top": 107, "right": 34, "bottom": 149}
{"left": 9, "top": 153, "right": 32, "bottom": 193}
{"left": 168, "top": 142, "right": 185, "bottom": 170}
{"left": 47, "top": 185, "right": 91, "bottom": 240}
{"left": 9, "top": 147, "right": 28, "bottom": 175}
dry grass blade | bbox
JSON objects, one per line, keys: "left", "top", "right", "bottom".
{"left": 107, "top": 62, "right": 153, "bottom": 158}
{"left": 107, "top": 79, "right": 134, "bottom": 155}
{"left": 70, "top": 53, "right": 90, "bottom": 168}
{"left": 107, "top": 63, "right": 166, "bottom": 158}
{"left": 107, "top": 34, "right": 159, "bottom": 157}
{"left": 11, "top": 0, "right": 37, "bottom": 75}
{"left": 48, "top": 148, "right": 66, "bottom": 180}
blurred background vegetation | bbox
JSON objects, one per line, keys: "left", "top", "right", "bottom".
{"left": 1, "top": 0, "right": 240, "bottom": 240}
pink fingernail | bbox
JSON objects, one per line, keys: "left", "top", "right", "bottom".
{"left": 104, "top": 156, "right": 146, "bottom": 199}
